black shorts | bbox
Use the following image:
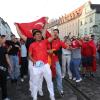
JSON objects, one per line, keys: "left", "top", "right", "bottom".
{"left": 82, "top": 56, "right": 93, "bottom": 67}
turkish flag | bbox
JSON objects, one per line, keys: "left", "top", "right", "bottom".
{"left": 45, "top": 31, "right": 52, "bottom": 39}
{"left": 15, "top": 17, "right": 47, "bottom": 38}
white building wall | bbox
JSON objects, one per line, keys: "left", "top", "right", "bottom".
{"left": 0, "top": 18, "right": 12, "bottom": 40}
{"left": 79, "top": 2, "right": 96, "bottom": 36}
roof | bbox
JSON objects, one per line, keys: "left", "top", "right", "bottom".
{"left": 59, "top": 5, "right": 83, "bottom": 24}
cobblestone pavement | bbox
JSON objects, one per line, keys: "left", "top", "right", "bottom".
{"left": 0, "top": 64, "right": 100, "bottom": 100}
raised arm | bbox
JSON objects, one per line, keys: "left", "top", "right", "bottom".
{"left": 15, "top": 24, "right": 27, "bottom": 41}
{"left": 42, "top": 17, "right": 48, "bottom": 38}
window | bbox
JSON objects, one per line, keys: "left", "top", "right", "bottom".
{"left": 85, "top": 20, "right": 87, "bottom": 24}
{"left": 84, "top": 28, "right": 87, "bottom": 34}
{"left": 90, "top": 17, "right": 93, "bottom": 23}
{"left": 90, "top": 27, "right": 92, "bottom": 33}
{"left": 80, "top": 21, "right": 83, "bottom": 26}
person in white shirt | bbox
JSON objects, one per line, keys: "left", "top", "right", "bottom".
{"left": 20, "top": 39, "right": 28, "bottom": 82}
{"left": 62, "top": 36, "right": 72, "bottom": 79}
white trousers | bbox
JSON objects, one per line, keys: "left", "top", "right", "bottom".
{"left": 62, "top": 54, "right": 72, "bottom": 78}
{"left": 30, "top": 63, "right": 55, "bottom": 100}
{"left": 28, "top": 60, "right": 43, "bottom": 93}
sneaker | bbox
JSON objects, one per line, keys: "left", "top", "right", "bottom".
{"left": 69, "top": 76, "right": 72, "bottom": 80}
{"left": 3, "top": 97, "right": 10, "bottom": 100}
{"left": 76, "top": 78, "right": 82, "bottom": 83}
{"left": 62, "top": 74, "right": 65, "bottom": 79}
{"left": 33, "top": 98, "right": 37, "bottom": 100}
{"left": 38, "top": 90, "right": 44, "bottom": 96}
{"left": 23, "top": 75, "right": 27, "bottom": 79}
{"left": 50, "top": 96, "right": 55, "bottom": 100}
{"left": 21, "top": 78, "right": 24, "bottom": 82}
{"left": 90, "top": 73, "right": 95, "bottom": 78}
{"left": 73, "top": 77, "right": 76, "bottom": 81}
{"left": 60, "top": 91, "right": 64, "bottom": 97}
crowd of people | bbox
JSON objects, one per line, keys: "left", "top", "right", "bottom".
{"left": 0, "top": 17, "right": 100, "bottom": 100}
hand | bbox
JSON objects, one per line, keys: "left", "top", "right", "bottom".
{"left": 33, "top": 60, "right": 36, "bottom": 65}
{"left": 9, "top": 45, "right": 12, "bottom": 49}
{"left": 47, "top": 50, "right": 53, "bottom": 54}
{"left": 8, "top": 65, "right": 12, "bottom": 74}
{"left": 15, "top": 44, "right": 19, "bottom": 47}
{"left": 15, "top": 45, "right": 20, "bottom": 49}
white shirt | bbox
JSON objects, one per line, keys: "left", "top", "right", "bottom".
{"left": 62, "top": 48, "right": 71, "bottom": 55}
{"left": 21, "top": 44, "right": 27, "bottom": 57}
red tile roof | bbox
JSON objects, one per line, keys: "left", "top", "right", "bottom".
{"left": 59, "top": 5, "right": 83, "bottom": 24}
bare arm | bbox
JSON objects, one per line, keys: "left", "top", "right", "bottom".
{"left": 7, "top": 45, "right": 12, "bottom": 52}
{"left": 5, "top": 54, "right": 12, "bottom": 72}
{"left": 28, "top": 51, "right": 35, "bottom": 64}
{"left": 15, "top": 24, "right": 27, "bottom": 41}
{"left": 42, "top": 17, "right": 48, "bottom": 38}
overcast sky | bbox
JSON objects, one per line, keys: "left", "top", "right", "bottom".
{"left": 0, "top": 0, "right": 100, "bottom": 36}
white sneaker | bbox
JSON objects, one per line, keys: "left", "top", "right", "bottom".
{"left": 3, "top": 98, "right": 10, "bottom": 100}
{"left": 24, "top": 75, "right": 27, "bottom": 79}
{"left": 62, "top": 75, "right": 65, "bottom": 79}
{"left": 69, "top": 76, "right": 72, "bottom": 80}
{"left": 50, "top": 96, "right": 55, "bottom": 100}
{"left": 21, "top": 78, "right": 24, "bottom": 82}
{"left": 76, "top": 78, "right": 82, "bottom": 82}
{"left": 38, "top": 90, "right": 44, "bottom": 96}
{"left": 33, "top": 98, "right": 37, "bottom": 100}
{"left": 73, "top": 77, "right": 76, "bottom": 80}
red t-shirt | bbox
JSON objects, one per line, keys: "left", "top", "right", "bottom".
{"left": 71, "top": 40, "right": 81, "bottom": 48}
{"left": 81, "top": 41, "right": 96, "bottom": 57}
{"left": 29, "top": 39, "right": 49, "bottom": 64}
{"left": 52, "top": 39, "right": 67, "bottom": 62}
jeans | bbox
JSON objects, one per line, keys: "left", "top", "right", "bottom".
{"left": 70, "top": 58, "right": 81, "bottom": 80}
{"left": 9, "top": 55, "right": 20, "bottom": 80}
{"left": 62, "top": 54, "right": 72, "bottom": 78}
{"left": 20, "top": 57, "right": 28, "bottom": 78}
{"left": 55, "top": 61, "right": 63, "bottom": 92}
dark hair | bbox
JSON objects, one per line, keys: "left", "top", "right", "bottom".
{"left": 1, "top": 35, "right": 6, "bottom": 38}
{"left": 91, "top": 35, "right": 95, "bottom": 38}
{"left": 53, "top": 29, "right": 59, "bottom": 34}
{"left": 32, "top": 29, "right": 42, "bottom": 36}
{"left": 11, "top": 34, "right": 15, "bottom": 37}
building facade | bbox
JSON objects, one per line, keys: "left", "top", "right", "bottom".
{"left": 79, "top": 2, "right": 100, "bottom": 40}
{"left": 0, "top": 17, "right": 12, "bottom": 40}
{"left": 48, "top": 1, "right": 100, "bottom": 40}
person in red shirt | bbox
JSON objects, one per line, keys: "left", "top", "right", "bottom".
{"left": 50, "top": 29, "right": 68, "bottom": 96}
{"left": 81, "top": 35, "right": 95, "bottom": 78}
{"left": 90, "top": 35, "right": 96, "bottom": 74}
{"left": 29, "top": 29, "right": 55, "bottom": 100}
{"left": 15, "top": 18, "right": 48, "bottom": 96}
{"left": 97, "top": 40, "right": 100, "bottom": 64}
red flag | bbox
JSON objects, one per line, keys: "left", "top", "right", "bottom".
{"left": 15, "top": 17, "right": 47, "bottom": 38}
{"left": 45, "top": 31, "right": 52, "bottom": 39}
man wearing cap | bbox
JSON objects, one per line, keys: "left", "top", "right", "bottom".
{"left": 15, "top": 17, "right": 48, "bottom": 96}
{"left": 29, "top": 29, "right": 55, "bottom": 100}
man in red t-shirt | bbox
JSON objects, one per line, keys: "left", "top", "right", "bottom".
{"left": 29, "top": 29, "right": 55, "bottom": 100}
{"left": 81, "top": 36, "right": 96, "bottom": 77}
{"left": 51, "top": 29, "right": 68, "bottom": 96}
